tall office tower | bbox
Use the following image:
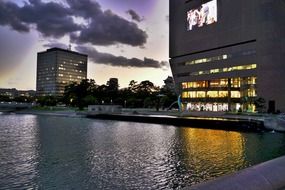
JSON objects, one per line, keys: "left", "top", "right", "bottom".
{"left": 36, "top": 48, "right": 88, "bottom": 96}
{"left": 169, "top": 0, "right": 285, "bottom": 112}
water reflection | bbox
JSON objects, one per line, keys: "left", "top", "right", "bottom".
{"left": 83, "top": 121, "right": 178, "bottom": 189}
{"left": 1, "top": 115, "right": 285, "bottom": 189}
{"left": 176, "top": 128, "right": 248, "bottom": 186}
{"left": 0, "top": 114, "right": 40, "bottom": 189}
{"left": 35, "top": 116, "right": 93, "bottom": 189}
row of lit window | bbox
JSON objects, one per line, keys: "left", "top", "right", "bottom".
{"left": 190, "top": 64, "right": 257, "bottom": 76}
{"left": 61, "top": 61, "right": 85, "bottom": 64}
{"left": 184, "top": 50, "right": 256, "bottom": 66}
{"left": 242, "top": 77, "right": 257, "bottom": 85}
{"left": 58, "top": 67, "right": 67, "bottom": 71}
{"left": 59, "top": 68, "right": 85, "bottom": 73}
{"left": 38, "top": 70, "right": 85, "bottom": 76}
{"left": 38, "top": 84, "right": 56, "bottom": 88}
{"left": 39, "top": 67, "right": 81, "bottom": 72}
{"left": 57, "top": 75, "right": 85, "bottom": 80}
{"left": 39, "top": 66, "right": 85, "bottom": 72}
{"left": 186, "top": 54, "right": 229, "bottom": 65}
{"left": 182, "top": 89, "right": 256, "bottom": 99}
{"left": 182, "top": 77, "right": 257, "bottom": 89}
{"left": 182, "top": 91, "right": 241, "bottom": 98}
{"left": 60, "top": 61, "right": 86, "bottom": 67}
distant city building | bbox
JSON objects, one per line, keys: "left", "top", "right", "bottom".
{"left": 169, "top": 0, "right": 285, "bottom": 112}
{"left": 0, "top": 88, "right": 35, "bottom": 98}
{"left": 0, "top": 88, "right": 18, "bottom": 98}
{"left": 36, "top": 48, "right": 87, "bottom": 96}
{"left": 17, "top": 90, "right": 36, "bottom": 97}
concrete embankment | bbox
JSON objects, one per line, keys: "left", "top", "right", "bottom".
{"left": 87, "top": 113, "right": 266, "bottom": 132}
{"left": 15, "top": 110, "right": 85, "bottom": 118}
{"left": 186, "top": 155, "right": 285, "bottom": 190}
{"left": 12, "top": 108, "right": 269, "bottom": 132}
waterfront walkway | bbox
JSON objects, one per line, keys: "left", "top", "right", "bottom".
{"left": 8, "top": 107, "right": 280, "bottom": 132}
{"left": 187, "top": 155, "right": 285, "bottom": 190}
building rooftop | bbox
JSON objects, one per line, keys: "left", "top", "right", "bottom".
{"left": 38, "top": 47, "right": 88, "bottom": 57}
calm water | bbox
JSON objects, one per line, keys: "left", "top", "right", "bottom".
{"left": 1, "top": 114, "right": 285, "bottom": 189}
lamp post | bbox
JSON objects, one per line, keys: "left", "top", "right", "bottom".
{"left": 156, "top": 94, "right": 166, "bottom": 111}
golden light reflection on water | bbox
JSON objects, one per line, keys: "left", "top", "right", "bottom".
{"left": 179, "top": 128, "right": 247, "bottom": 177}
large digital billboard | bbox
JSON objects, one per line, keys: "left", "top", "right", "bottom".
{"left": 187, "top": 0, "right": 217, "bottom": 31}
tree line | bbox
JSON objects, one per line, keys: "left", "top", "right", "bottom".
{"left": 61, "top": 78, "right": 177, "bottom": 110}
{"left": 31, "top": 78, "right": 177, "bottom": 110}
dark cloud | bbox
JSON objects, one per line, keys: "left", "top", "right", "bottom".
{"left": 76, "top": 45, "right": 168, "bottom": 68}
{"left": 0, "top": 0, "right": 81, "bottom": 38}
{"left": 68, "top": 0, "right": 147, "bottom": 46}
{"left": 19, "top": 0, "right": 81, "bottom": 38}
{"left": 66, "top": 0, "right": 102, "bottom": 18}
{"left": 43, "top": 42, "right": 69, "bottom": 49}
{"left": 126, "top": 9, "right": 144, "bottom": 22}
{"left": 0, "top": 1, "right": 29, "bottom": 32}
{"left": 0, "top": 0, "right": 147, "bottom": 46}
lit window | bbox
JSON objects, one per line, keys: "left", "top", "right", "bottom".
{"left": 197, "top": 91, "right": 206, "bottom": 98}
{"left": 182, "top": 82, "right": 188, "bottom": 89}
{"left": 182, "top": 91, "right": 189, "bottom": 98}
{"left": 219, "top": 91, "right": 228, "bottom": 97}
{"left": 247, "top": 88, "right": 257, "bottom": 97}
{"left": 190, "top": 64, "right": 257, "bottom": 76}
{"left": 207, "top": 91, "right": 219, "bottom": 98}
{"left": 231, "top": 91, "right": 241, "bottom": 98}
{"left": 231, "top": 78, "right": 241, "bottom": 87}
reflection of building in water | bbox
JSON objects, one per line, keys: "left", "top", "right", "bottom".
{"left": 170, "top": 0, "right": 285, "bottom": 112}
{"left": 179, "top": 128, "right": 246, "bottom": 178}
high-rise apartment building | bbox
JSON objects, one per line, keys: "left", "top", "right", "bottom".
{"left": 169, "top": 0, "right": 285, "bottom": 112}
{"left": 36, "top": 48, "right": 87, "bottom": 96}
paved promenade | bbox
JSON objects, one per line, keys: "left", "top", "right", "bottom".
{"left": 10, "top": 107, "right": 273, "bottom": 122}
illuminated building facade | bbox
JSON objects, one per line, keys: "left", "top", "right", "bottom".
{"left": 170, "top": 0, "right": 285, "bottom": 112}
{"left": 36, "top": 48, "right": 87, "bottom": 96}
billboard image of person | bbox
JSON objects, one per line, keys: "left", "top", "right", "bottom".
{"left": 187, "top": 0, "right": 217, "bottom": 31}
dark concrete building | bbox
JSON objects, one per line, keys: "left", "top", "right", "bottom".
{"left": 36, "top": 48, "right": 87, "bottom": 96}
{"left": 169, "top": 0, "right": 285, "bottom": 112}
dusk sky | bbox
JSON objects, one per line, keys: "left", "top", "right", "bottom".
{"left": 0, "top": 0, "right": 170, "bottom": 90}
